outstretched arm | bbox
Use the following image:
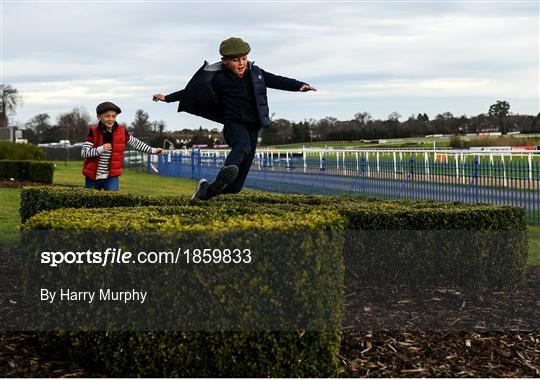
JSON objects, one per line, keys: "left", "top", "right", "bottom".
{"left": 152, "top": 90, "right": 184, "bottom": 103}
{"left": 262, "top": 70, "right": 317, "bottom": 92}
{"left": 126, "top": 132, "right": 163, "bottom": 155}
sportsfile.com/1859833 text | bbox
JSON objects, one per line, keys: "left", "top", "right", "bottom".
{"left": 40, "top": 247, "right": 252, "bottom": 267}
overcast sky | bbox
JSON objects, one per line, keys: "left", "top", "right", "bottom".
{"left": 2, "top": 0, "right": 538, "bottom": 131}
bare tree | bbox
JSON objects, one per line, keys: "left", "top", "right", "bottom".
{"left": 387, "top": 112, "right": 401, "bottom": 122}
{"left": 0, "top": 85, "right": 23, "bottom": 128}
{"left": 130, "top": 109, "right": 152, "bottom": 136}
{"left": 354, "top": 112, "right": 372, "bottom": 125}
{"left": 152, "top": 120, "right": 166, "bottom": 134}
{"left": 435, "top": 112, "right": 455, "bottom": 120}
{"left": 314, "top": 116, "right": 338, "bottom": 140}
{"left": 25, "top": 113, "right": 52, "bottom": 143}
{"left": 57, "top": 108, "right": 91, "bottom": 143}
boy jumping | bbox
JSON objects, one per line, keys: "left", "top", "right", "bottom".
{"left": 152, "top": 37, "right": 316, "bottom": 200}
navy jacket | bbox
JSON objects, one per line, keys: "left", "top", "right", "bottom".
{"left": 165, "top": 61, "right": 305, "bottom": 128}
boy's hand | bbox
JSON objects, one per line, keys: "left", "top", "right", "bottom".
{"left": 102, "top": 143, "right": 112, "bottom": 152}
{"left": 153, "top": 94, "right": 165, "bottom": 102}
{"left": 299, "top": 84, "right": 317, "bottom": 92}
{"left": 155, "top": 148, "right": 164, "bottom": 155}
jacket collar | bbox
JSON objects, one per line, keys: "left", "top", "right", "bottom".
{"left": 98, "top": 121, "right": 118, "bottom": 133}
{"left": 204, "top": 60, "right": 255, "bottom": 72}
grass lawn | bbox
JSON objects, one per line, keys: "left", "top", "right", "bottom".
{"left": 52, "top": 161, "right": 197, "bottom": 196}
{"left": 526, "top": 225, "right": 540, "bottom": 266}
{"left": 0, "top": 160, "right": 539, "bottom": 266}
{"left": 0, "top": 187, "right": 22, "bottom": 244}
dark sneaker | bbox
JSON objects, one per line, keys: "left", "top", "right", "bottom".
{"left": 191, "top": 178, "right": 209, "bottom": 200}
{"left": 210, "top": 165, "right": 239, "bottom": 192}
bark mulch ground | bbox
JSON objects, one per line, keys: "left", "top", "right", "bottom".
{"left": 1, "top": 245, "right": 538, "bottom": 377}
{"left": 338, "top": 266, "right": 539, "bottom": 377}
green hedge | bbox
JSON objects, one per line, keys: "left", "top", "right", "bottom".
{"left": 22, "top": 206, "right": 345, "bottom": 377}
{"left": 20, "top": 187, "right": 528, "bottom": 288}
{"left": 0, "top": 141, "right": 45, "bottom": 160}
{"left": 20, "top": 186, "right": 183, "bottom": 222}
{"left": 37, "top": 330, "right": 342, "bottom": 377}
{"left": 0, "top": 160, "right": 54, "bottom": 183}
{"left": 225, "top": 198, "right": 528, "bottom": 288}
{"left": 18, "top": 186, "right": 443, "bottom": 223}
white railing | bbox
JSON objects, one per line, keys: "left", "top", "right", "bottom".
{"left": 155, "top": 147, "right": 540, "bottom": 185}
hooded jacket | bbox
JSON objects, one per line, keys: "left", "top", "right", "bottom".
{"left": 164, "top": 61, "right": 305, "bottom": 128}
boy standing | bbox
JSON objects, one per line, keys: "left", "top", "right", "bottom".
{"left": 81, "top": 101, "right": 164, "bottom": 191}
{"left": 152, "top": 37, "right": 316, "bottom": 200}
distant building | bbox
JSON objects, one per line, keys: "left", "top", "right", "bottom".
{"left": 170, "top": 131, "right": 196, "bottom": 145}
{"left": 0, "top": 126, "right": 21, "bottom": 142}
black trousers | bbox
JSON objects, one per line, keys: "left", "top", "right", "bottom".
{"left": 220, "top": 123, "right": 260, "bottom": 194}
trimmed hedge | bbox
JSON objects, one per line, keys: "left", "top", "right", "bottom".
{"left": 20, "top": 187, "right": 528, "bottom": 287}
{"left": 22, "top": 206, "right": 346, "bottom": 377}
{"left": 0, "top": 141, "right": 45, "bottom": 160}
{"left": 220, "top": 198, "right": 528, "bottom": 288}
{"left": 20, "top": 186, "right": 183, "bottom": 223}
{"left": 20, "top": 186, "right": 528, "bottom": 289}
{"left": 19, "top": 186, "right": 447, "bottom": 223}
{"left": 37, "top": 331, "right": 343, "bottom": 377}
{"left": 0, "top": 160, "right": 54, "bottom": 183}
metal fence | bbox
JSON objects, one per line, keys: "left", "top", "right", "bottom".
{"left": 149, "top": 148, "right": 540, "bottom": 225}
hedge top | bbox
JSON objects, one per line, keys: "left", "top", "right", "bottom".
{"left": 22, "top": 206, "right": 346, "bottom": 233}
{"left": 20, "top": 186, "right": 527, "bottom": 231}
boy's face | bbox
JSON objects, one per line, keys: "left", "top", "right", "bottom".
{"left": 97, "top": 110, "right": 117, "bottom": 129}
{"left": 222, "top": 55, "right": 248, "bottom": 78}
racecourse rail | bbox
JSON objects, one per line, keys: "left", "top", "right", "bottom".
{"left": 147, "top": 147, "right": 540, "bottom": 225}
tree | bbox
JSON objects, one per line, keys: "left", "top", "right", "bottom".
{"left": 0, "top": 85, "right": 22, "bottom": 128}
{"left": 532, "top": 112, "right": 540, "bottom": 133}
{"left": 130, "top": 109, "right": 152, "bottom": 136}
{"left": 291, "top": 121, "right": 310, "bottom": 143}
{"left": 435, "top": 112, "right": 454, "bottom": 120}
{"left": 152, "top": 120, "right": 166, "bottom": 134}
{"left": 488, "top": 100, "right": 511, "bottom": 134}
{"left": 149, "top": 120, "right": 167, "bottom": 147}
{"left": 260, "top": 118, "right": 292, "bottom": 145}
{"left": 25, "top": 113, "right": 52, "bottom": 143}
{"left": 354, "top": 112, "right": 372, "bottom": 125}
{"left": 387, "top": 112, "right": 401, "bottom": 122}
{"left": 57, "top": 108, "right": 91, "bottom": 143}
{"left": 314, "top": 117, "right": 338, "bottom": 141}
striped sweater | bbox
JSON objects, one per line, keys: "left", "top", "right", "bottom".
{"left": 81, "top": 126, "right": 157, "bottom": 180}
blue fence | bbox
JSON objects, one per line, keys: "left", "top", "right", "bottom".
{"left": 150, "top": 150, "right": 540, "bottom": 225}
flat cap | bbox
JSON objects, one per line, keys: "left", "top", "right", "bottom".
{"left": 219, "top": 37, "right": 251, "bottom": 58}
{"left": 96, "top": 101, "right": 122, "bottom": 115}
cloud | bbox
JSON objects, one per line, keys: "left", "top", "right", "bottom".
{"left": 3, "top": 1, "right": 538, "bottom": 130}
